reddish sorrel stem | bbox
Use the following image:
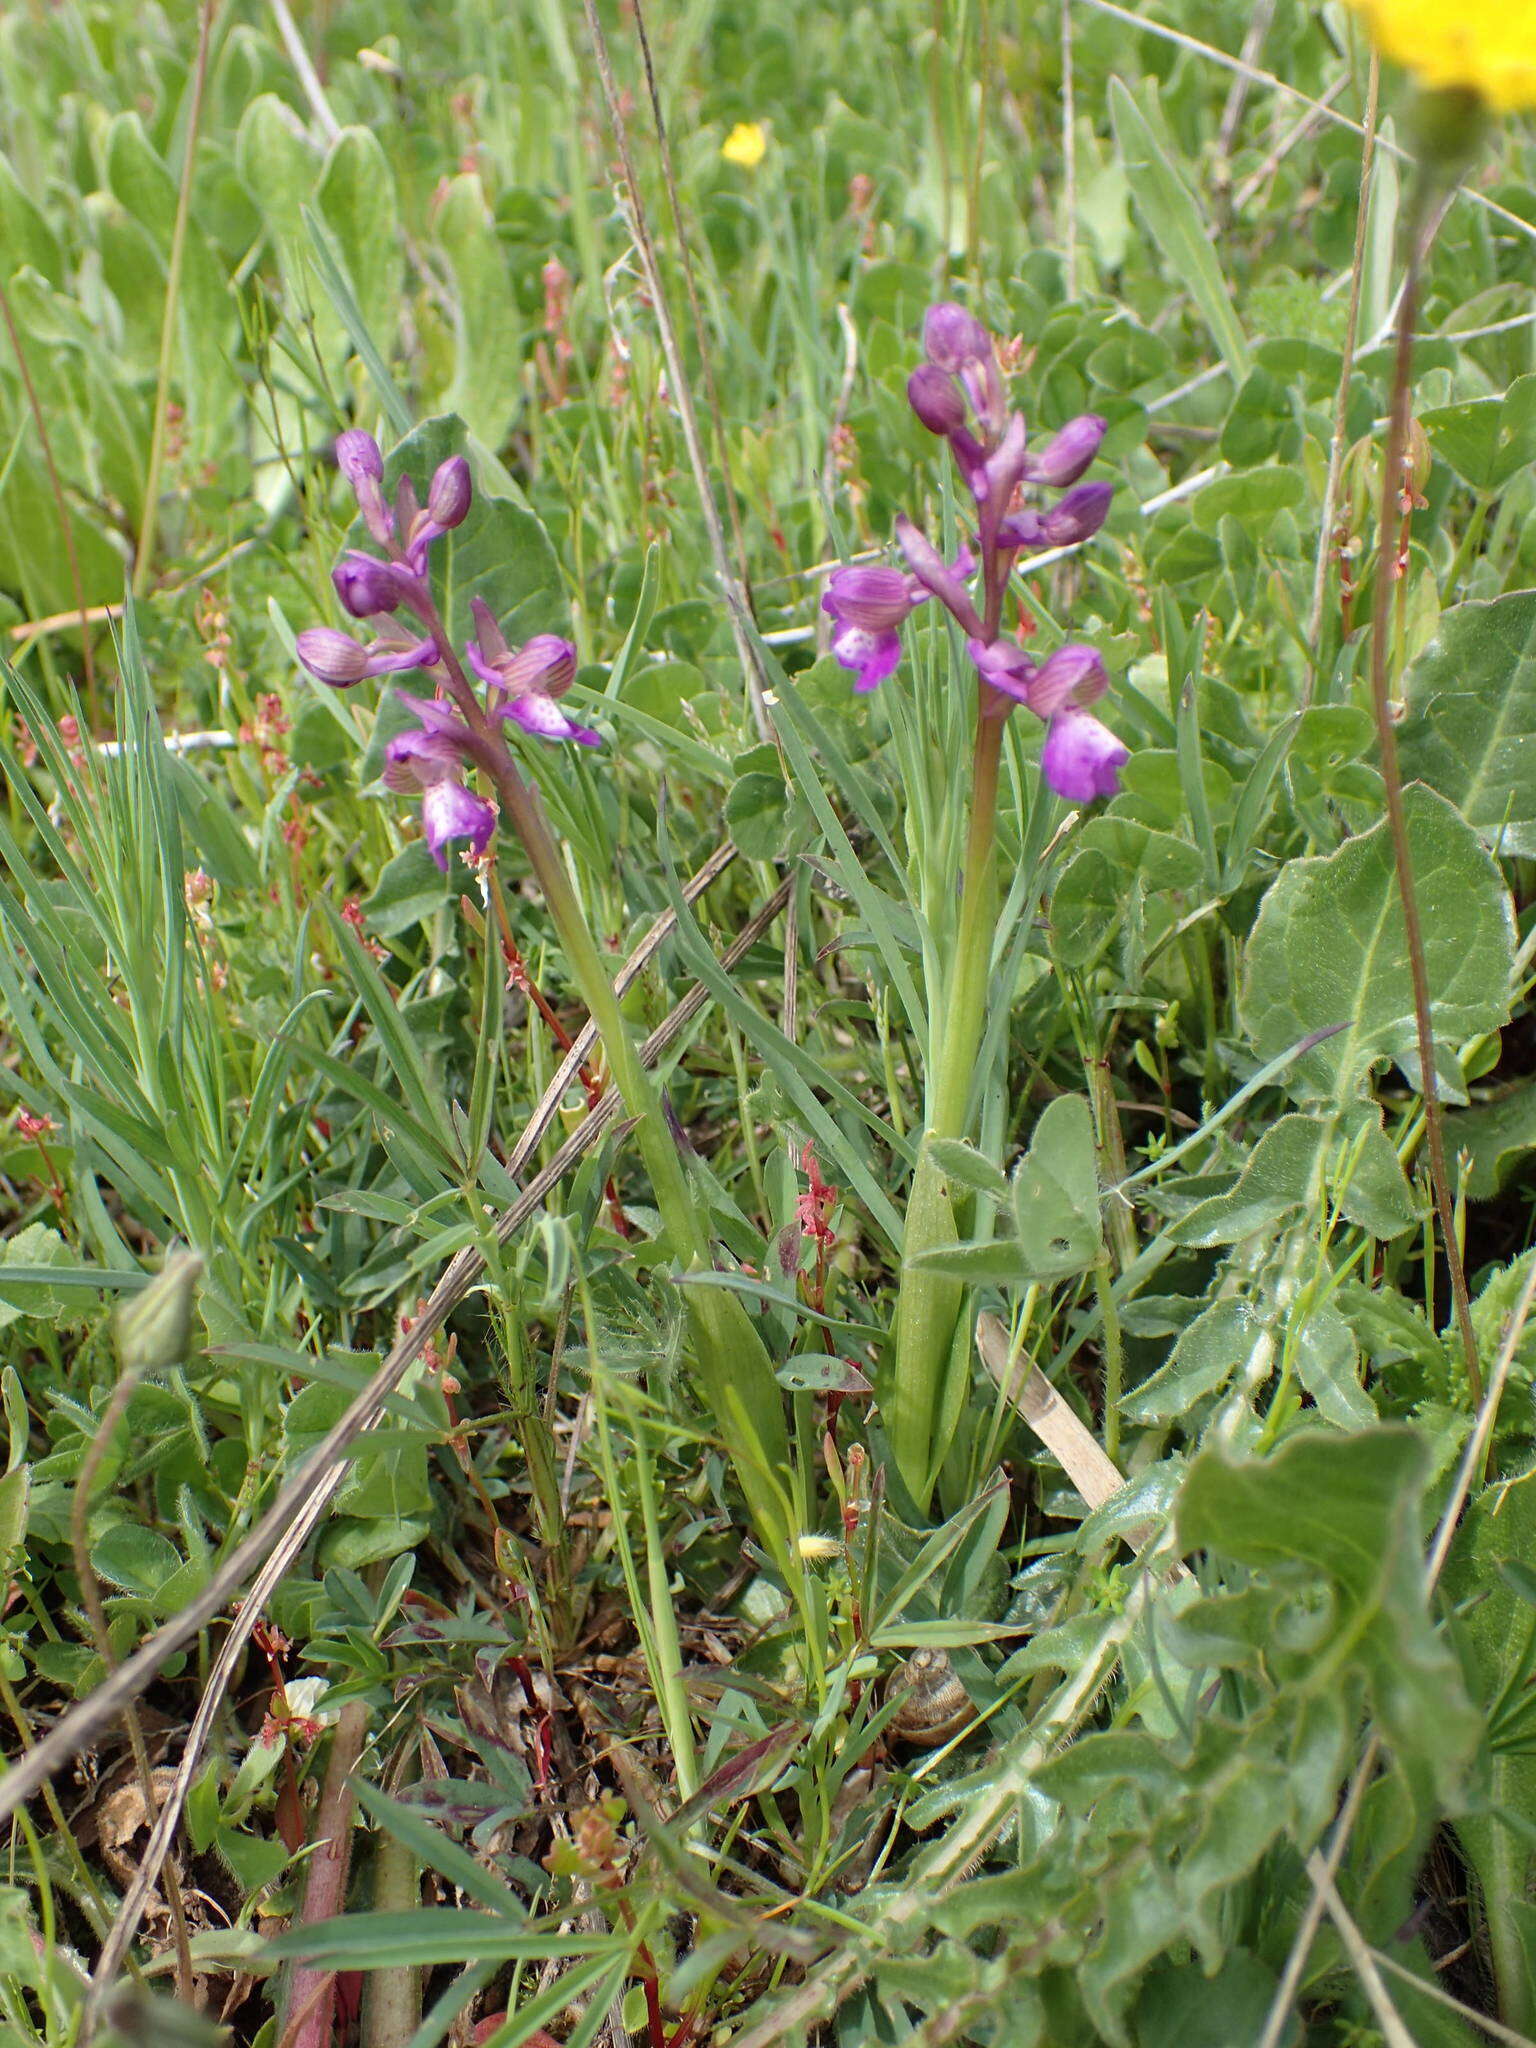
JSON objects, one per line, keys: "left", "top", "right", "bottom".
{"left": 1370, "top": 182, "right": 1482, "bottom": 1407}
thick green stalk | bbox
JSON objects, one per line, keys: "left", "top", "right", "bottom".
{"left": 888, "top": 711, "right": 1005, "bottom": 1504}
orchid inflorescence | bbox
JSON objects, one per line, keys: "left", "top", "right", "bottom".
{"left": 296, "top": 433, "right": 598, "bottom": 871}
{"left": 823, "top": 302, "right": 1127, "bottom": 803}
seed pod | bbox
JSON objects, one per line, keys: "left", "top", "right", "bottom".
{"left": 887, "top": 1647, "right": 975, "bottom": 1749}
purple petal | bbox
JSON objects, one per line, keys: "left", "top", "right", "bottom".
{"left": 974, "top": 411, "right": 1028, "bottom": 515}
{"left": 895, "top": 516, "right": 983, "bottom": 638}
{"left": 469, "top": 596, "right": 511, "bottom": 664}
{"left": 967, "top": 637, "right": 1036, "bottom": 707}
{"left": 464, "top": 639, "right": 505, "bottom": 693}
{"left": 383, "top": 726, "right": 467, "bottom": 791}
{"left": 393, "top": 689, "right": 475, "bottom": 742}
{"left": 333, "top": 552, "right": 411, "bottom": 620}
{"left": 361, "top": 638, "right": 440, "bottom": 678}
{"left": 420, "top": 778, "right": 497, "bottom": 870}
{"left": 335, "top": 430, "right": 383, "bottom": 487}
{"left": 1029, "top": 644, "right": 1108, "bottom": 717}
{"left": 427, "top": 455, "right": 472, "bottom": 529}
{"left": 502, "top": 694, "right": 602, "bottom": 746}
{"left": 996, "top": 509, "right": 1047, "bottom": 551}
{"left": 500, "top": 634, "right": 578, "bottom": 698}
{"left": 297, "top": 627, "right": 369, "bottom": 687}
{"left": 830, "top": 622, "right": 903, "bottom": 693}
{"left": 1040, "top": 707, "right": 1128, "bottom": 803}
{"left": 823, "top": 565, "right": 920, "bottom": 633}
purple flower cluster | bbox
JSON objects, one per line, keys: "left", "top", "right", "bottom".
{"left": 823, "top": 303, "right": 1127, "bottom": 803}
{"left": 296, "top": 433, "right": 597, "bottom": 870}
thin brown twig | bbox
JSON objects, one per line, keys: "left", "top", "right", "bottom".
{"left": 75, "top": 867, "right": 795, "bottom": 2005}
{"left": 1367, "top": 178, "right": 1482, "bottom": 1406}
{"left": 0, "top": 277, "right": 99, "bottom": 714}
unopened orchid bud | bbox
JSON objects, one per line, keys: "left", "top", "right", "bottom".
{"left": 907, "top": 365, "right": 968, "bottom": 438}
{"left": 333, "top": 552, "right": 410, "bottom": 619}
{"left": 923, "top": 301, "right": 991, "bottom": 373}
{"left": 335, "top": 430, "right": 393, "bottom": 545}
{"left": 1026, "top": 414, "right": 1107, "bottom": 487}
{"left": 297, "top": 627, "right": 371, "bottom": 687}
{"left": 427, "top": 455, "right": 473, "bottom": 530}
{"left": 335, "top": 430, "right": 383, "bottom": 488}
{"left": 1040, "top": 481, "right": 1113, "bottom": 546}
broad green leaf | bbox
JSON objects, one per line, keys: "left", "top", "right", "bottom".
{"left": 1011, "top": 1095, "right": 1102, "bottom": 1282}
{"left": 433, "top": 172, "right": 522, "bottom": 448}
{"left": 1168, "top": 1109, "right": 1415, "bottom": 1245}
{"left": 1123, "top": 1298, "right": 1259, "bottom": 1423}
{"left": 1108, "top": 81, "right": 1250, "bottom": 380}
{"left": 1422, "top": 374, "right": 1536, "bottom": 492}
{"left": 1444, "top": 1083, "right": 1536, "bottom": 1200}
{"left": 1445, "top": 1472, "right": 1536, "bottom": 2034}
{"left": 317, "top": 127, "right": 402, "bottom": 361}
{"left": 1398, "top": 592, "right": 1536, "bottom": 858}
{"left": 361, "top": 841, "right": 453, "bottom": 938}
{"left": 1239, "top": 785, "right": 1513, "bottom": 1104}
{"left": 1178, "top": 1427, "right": 1478, "bottom": 1800}
{"left": 91, "top": 1522, "right": 183, "bottom": 1600}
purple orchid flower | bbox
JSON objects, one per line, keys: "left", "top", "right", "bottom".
{"left": 821, "top": 565, "right": 927, "bottom": 693}
{"left": 465, "top": 598, "right": 600, "bottom": 746}
{"left": 383, "top": 694, "right": 496, "bottom": 871}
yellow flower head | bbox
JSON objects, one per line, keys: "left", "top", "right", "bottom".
{"left": 721, "top": 121, "right": 768, "bottom": 169}
{"left": 1342, "top": 1, "right": 1536, "bottom": 110}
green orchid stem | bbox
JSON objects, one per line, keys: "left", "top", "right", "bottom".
{"left": 889, "top": 704, "right": 1005, "bottom": 1506}
{"left": 932, "top": 710, "right": 1005, "bottom": 1138}
{"left": 426, "top": 612, "right": 795, "bottom": 1570}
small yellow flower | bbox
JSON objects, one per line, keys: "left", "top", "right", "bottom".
{"left": 1341, "top": 1, "right": 1536, "bottom": 110}
{"left": 721, "top": 121, "right": 768, "bottom": 169}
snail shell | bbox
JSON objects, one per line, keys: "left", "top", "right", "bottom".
{"left": 887, "top": 1647, "right": 976, "bottom": 1749}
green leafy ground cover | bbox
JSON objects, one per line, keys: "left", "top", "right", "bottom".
{"left": 3, "top": 1, "right": 1536, "bottom": 2043}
